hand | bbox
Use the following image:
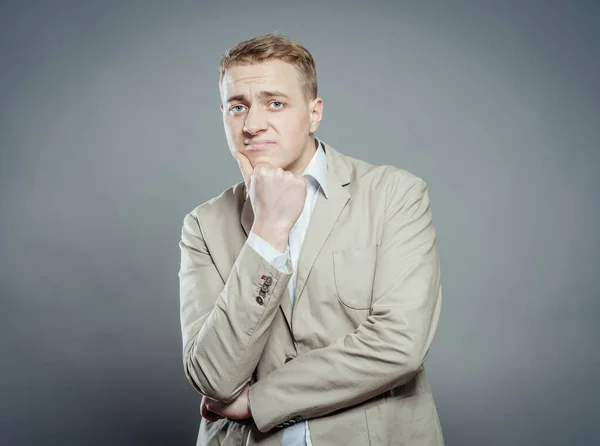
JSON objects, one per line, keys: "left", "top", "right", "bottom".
{"left": 201, "top": 384, "right": 251, "bottom": 421}
{"left": 234, "top": 151, "right": 307, "bottom": 252}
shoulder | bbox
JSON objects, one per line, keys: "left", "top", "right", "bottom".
{"left": 336, "top": 149, "right": 428, "bottom": 205}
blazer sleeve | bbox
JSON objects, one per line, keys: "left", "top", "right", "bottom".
{"left": 248, "top": 173, "right": 443, "bottom": 432}
{"left": 179, "top": 212, "right": 293, "bottom": 402}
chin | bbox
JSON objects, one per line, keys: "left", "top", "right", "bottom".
{"left": 246, "top": 153, "right": 285, "bottom": 167}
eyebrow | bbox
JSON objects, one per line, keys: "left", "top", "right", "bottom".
{"left": 226, "top": 90, "right": 290, "bottom": 104}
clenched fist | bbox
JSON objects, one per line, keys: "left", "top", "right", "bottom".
{"left": 234, "top": 151, "right": 307, "bottom": 252}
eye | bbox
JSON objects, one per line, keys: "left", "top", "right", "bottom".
{"left": 230, "top": 104, "right": 246, "bottom": 113}
{"left": 269, "top": 101, "right": 284, "bottom": 109}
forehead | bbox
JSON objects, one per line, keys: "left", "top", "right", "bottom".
{"left": 221, "top": 60, "right": 303, "bottom": 99}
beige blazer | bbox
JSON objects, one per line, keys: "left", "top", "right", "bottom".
{"left": 179, "top": 141, "right": 444, "bottom": 445}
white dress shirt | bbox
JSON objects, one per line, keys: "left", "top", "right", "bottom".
{"left": 246, "top": 138, "right": 328, "bottom": 446}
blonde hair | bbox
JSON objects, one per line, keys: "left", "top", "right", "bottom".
{"left": 219, "top": 33, "right": 318, "bottom": 100}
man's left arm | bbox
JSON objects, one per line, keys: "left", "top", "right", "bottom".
{"left": 248, "top": 174, "right": 443, "bottom": 433}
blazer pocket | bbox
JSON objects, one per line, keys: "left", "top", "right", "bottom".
{"left": 333, "top": 246, "right": 377, "bottom": 310}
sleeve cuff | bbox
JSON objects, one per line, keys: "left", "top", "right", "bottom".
{"left": 247, "top": 231, "right": 291, "bottom": 274}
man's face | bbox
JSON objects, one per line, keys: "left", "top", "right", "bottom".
{"left": 220, "top": 59, "right": 323, "bottom": 175}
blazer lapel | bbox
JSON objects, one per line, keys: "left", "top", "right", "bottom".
{"left": 292, "top": 143, "right": 351, "bottom": 312}
{"left": 240, "top": 191, "right": 253, "bottom": 237}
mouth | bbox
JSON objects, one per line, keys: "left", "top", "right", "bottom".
{"left": 244, "top": 140, "right": 276, "bottom": 151}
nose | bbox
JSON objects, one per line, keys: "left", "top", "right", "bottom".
{"left": 243, "top": 106, "right": 268, "bottom": 135}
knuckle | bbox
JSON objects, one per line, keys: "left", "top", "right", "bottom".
{"left": 266, "top": 166, "right": 279, "bottom": 176}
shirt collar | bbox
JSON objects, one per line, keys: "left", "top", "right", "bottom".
{"left": 302, "top": 137, "right": 329, "bottom": 198}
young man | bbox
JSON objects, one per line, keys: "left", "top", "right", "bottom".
{"left": 179, "top": 33, "right": 444, "bottom": 445}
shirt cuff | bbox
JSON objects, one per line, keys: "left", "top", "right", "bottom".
{"left": 247, "top": 231, "right": 291, "bottom": 274}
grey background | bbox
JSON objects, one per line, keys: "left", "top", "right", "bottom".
{"left": 1, "top": 1, "right": 598, "bottom": 445}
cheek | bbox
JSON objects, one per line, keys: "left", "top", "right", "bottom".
{"left": 276, "top": 112, "right": 310, "bottom": 137}
{"left": 223, "top": 119, "right": 243, "bottom": 151}
{"left": 223, "top": 117, "right": 240, "bottom": 137}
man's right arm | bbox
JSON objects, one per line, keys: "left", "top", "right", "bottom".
{"left": 179, "top": 212, "right": 292, "bottom": 403}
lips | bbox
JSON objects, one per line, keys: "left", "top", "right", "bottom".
{"left": 244, "top": 141, "right": 275, "bottom": 151}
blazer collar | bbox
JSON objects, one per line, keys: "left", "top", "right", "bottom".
{"left": 304, "top": 138, "right": 328, "bottom": 199}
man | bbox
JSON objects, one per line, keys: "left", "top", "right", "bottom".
{"left": 179, "top": 33, "right": 444, "bottom": 445}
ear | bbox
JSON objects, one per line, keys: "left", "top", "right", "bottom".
{"left": 220, "top": 104, "right": 224, "bottom": 112}
{"left": 309, "top": 97, "right": 323, "bottom": 133}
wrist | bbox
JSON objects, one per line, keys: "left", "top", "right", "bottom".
{"left": 252, "top": 223, "right": 290, "bottom": 253}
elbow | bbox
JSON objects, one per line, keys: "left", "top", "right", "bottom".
{"left": 183, "top": 351, "right": 238, "bottom": 403}
{"left": 406, "top": 340, "right": 430, "bottom": 374}
{"left": 405, "top": 356, "right": 423, "bottom": 377}
{"left": 389, "top": 357, "right": 422, "bottom": 390}
{"left": 393, "top": 347, "right": 425, "bottom": 384}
